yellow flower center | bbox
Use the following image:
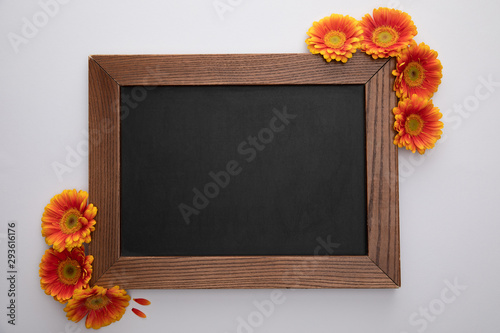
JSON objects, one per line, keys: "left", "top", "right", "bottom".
{"left": 57, "top": 259, "right": 82, "bottom": 285}
{"left": 60, "top": 208, "right": 82, "bottom": 234}
{"left": 324, "top": 30, "right": 346, "bottom": 49}
{"left": 372, "top": 26, "right": 399, "bottom": 47}
{"left": 405, "top": 114, "right": 424, "bottom": 136}
{"left": 403, "top": 61, "right": 426, "bottom": 87}
{"left": 85, "top": 294, "right": 110, "bottom": 310}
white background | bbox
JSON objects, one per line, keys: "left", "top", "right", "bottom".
{"left": 1, "top": 0, "right": 499, "bottom": 332}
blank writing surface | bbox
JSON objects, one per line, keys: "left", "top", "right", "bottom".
{"left": 120, "top": 85, "right": 367, "bottom": 256}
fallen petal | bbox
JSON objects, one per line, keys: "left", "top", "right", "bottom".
{"left": 132, "top": 308, "right": 147, "bottom": 318}
{"left": 133, "top": 298, "right": 151, "bottom": 306}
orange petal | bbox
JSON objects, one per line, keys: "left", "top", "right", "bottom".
{"left": 132, "top": 308, "right": 147, "bottom": 318}
{"left": 133, "top": 298, "right": 151, "bottom": 306}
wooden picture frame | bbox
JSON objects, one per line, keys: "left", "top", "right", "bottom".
{"left": 88, "top": 53, "right": 400, "bottom": 289}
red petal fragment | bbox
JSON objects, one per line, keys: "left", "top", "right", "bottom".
{"left": 133, "top": 298, "right": 151, "bottom": 306}
{"left": 132, "top": 308, "right": 147, "bottom": 318}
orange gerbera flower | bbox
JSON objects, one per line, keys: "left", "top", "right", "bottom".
{"left": 393, "top": 94, "right": 443, "bottom": 154}
{"left": 39, "top": 246, "right": 93, "bottom": 303}
{"left": 360, "top": 7, "right": 417, "bottom": 59}
{"left": 41, "top": 189, "right": 97, "bottom": 252}
{"left": 393, "top": 41, "right": 443, "bottom": 99}
{"left": 306, "top": 14, "right": 363, "bottom": 63}
{"left": 65, "top": 286, "right": 130, "bottom": 329}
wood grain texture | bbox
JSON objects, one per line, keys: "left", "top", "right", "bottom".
{"left": 88, "top": 58, "right": 121, "bottom": 286}
{"left": 88, "top": 53, "right": 400, "bottom": 289}
{"left": 90, "top": 256, "right": 396, "bottom": 289}
{"left": 365, "top": 58, "right": 400, "bottom": 286}
{"left": 89, "top": 53, "right": 388, "bottom": 86}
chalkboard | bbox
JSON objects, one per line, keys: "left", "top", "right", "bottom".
{"left": 88, "top": 53, "right": 400, "bottom": 289}
{"left": 120, "top": 85, "right": 367, "bottom": 256}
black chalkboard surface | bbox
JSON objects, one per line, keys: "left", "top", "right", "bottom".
{"left": 120, "top": 84, "right": 367, "bottom": 256}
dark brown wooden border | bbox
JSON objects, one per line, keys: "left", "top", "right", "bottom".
{"left": 89, "top": 53, "right": 399, "bottom": 289}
